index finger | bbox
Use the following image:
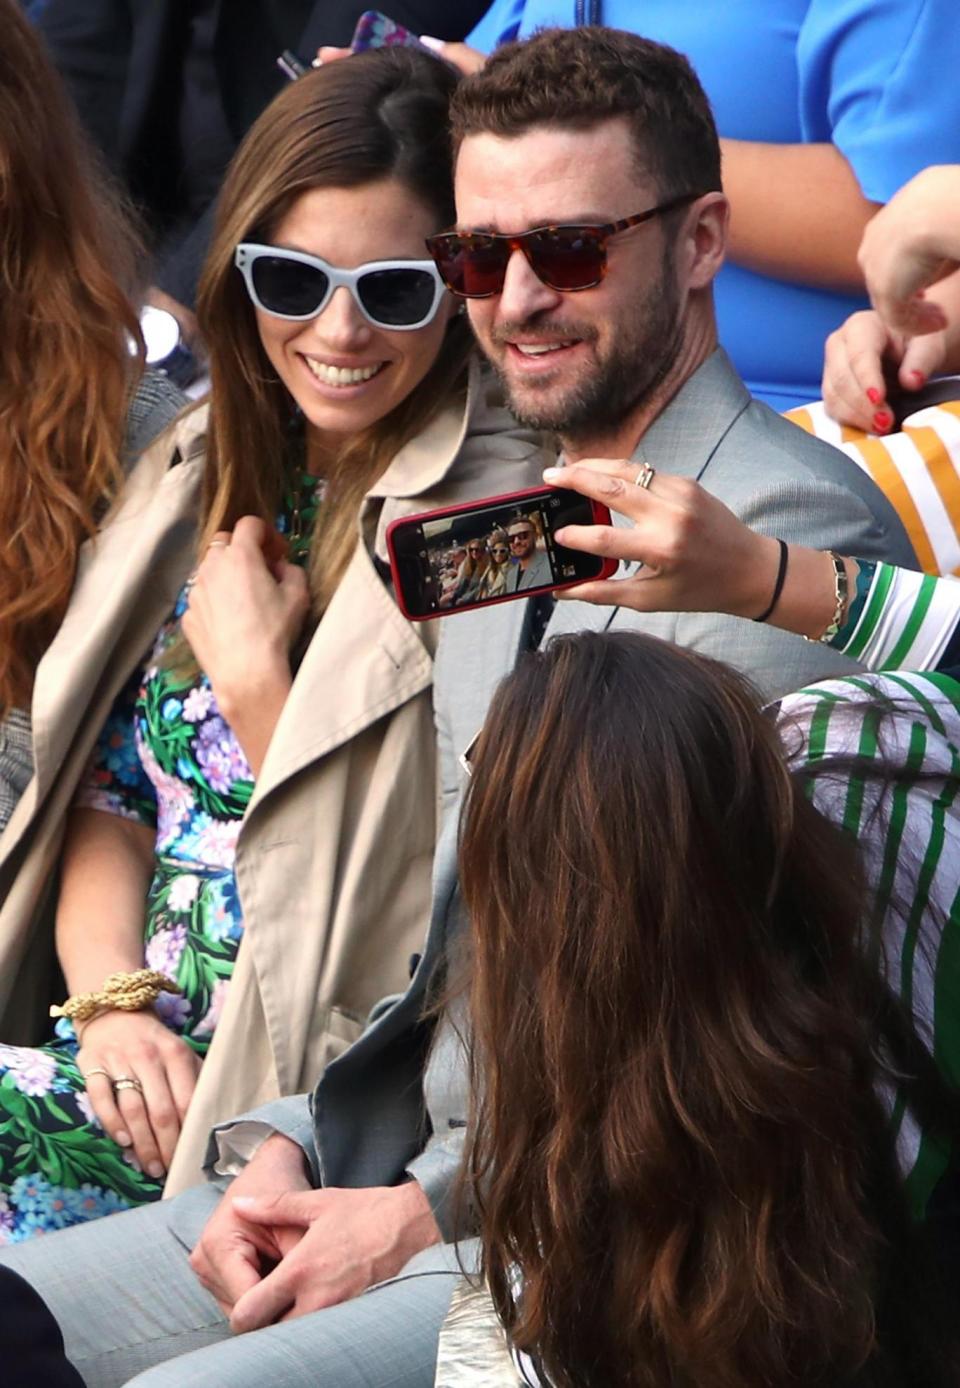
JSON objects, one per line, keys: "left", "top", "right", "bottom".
{"left": 545, "top": 461, "right": 674, "bottom": 528}
{"left": 231, "top": 1261, "right": 295, "bottom": 1333}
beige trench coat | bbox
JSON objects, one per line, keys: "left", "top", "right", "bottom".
{"left": 0, "top": 360, "right": 548, "bottom": 1194}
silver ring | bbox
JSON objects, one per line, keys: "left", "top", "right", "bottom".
{"left": 83, "top": 1066, "right": 113, "bottom": 1084}
{"left": 634, "top": 463, "right": 655, "bottom": 490}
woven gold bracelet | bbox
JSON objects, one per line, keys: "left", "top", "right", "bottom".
{"left": 49, "top": 969, "right": 182, "bottom": 1024}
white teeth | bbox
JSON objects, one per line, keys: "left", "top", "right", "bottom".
{"left": 514, "top": 342, "right": 575, "bottom": 356}
{"left": 305, "top": 359, "right": 384, "bottom": 386}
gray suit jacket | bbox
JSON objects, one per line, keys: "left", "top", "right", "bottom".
{"left": 513, "top": 548, "right": 553, "bottom": 593}
{"left": 188, "top": 348, "right": 918, "bottom": 1244}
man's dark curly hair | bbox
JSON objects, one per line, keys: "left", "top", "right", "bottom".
{"left": 449, "top": 26, "right": 722, "bottom": 199}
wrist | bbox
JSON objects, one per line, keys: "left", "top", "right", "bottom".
{"left": 249, "top": 1138, "right": 309, "bottom": 1182}
{"left": 211, "top": 659, "right": 292, "bottom": 728}
{"left": 732, "top": 533, "right": 784, "bottom": 620}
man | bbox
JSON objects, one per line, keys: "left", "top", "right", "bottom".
{"left": 0, "top": 28, "right": 919, "bottom": 1388}
{"left": 507, "top": 518, "right": 552, "bottom": 592}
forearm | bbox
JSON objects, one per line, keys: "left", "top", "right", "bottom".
{"left": 55, "top": 807, "right": 155, "bottom": 993}
{"left": 720, "top": 139, "right": 877, "bottom": 291}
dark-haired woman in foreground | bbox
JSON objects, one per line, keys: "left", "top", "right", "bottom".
{"left": 455, "top": 632, "right": 960, "bottom": 1387}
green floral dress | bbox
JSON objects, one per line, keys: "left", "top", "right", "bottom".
{"left": 0, "top": 475, "right": 322, "bottom": 1243}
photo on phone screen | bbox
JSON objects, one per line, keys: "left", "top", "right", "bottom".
{"left": 386, "top": 485, "right": 617, "bottom": 621}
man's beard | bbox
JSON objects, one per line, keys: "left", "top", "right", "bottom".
{"left": 486, "top": 247, "right": 683, "bottom": 440}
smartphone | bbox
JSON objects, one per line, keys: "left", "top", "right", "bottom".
{"left": 350, "top": 10, "right": 433, "bottom": 56}
{"left": 386, "top": 485, "right": 617, "bottom": 621}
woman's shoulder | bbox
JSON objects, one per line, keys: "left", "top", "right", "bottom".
{"left": 122, "top": 369, "right": 191, "bottom": 469}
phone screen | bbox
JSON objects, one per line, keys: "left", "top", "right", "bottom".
{"left": 387, "top": 486, "right": 615, "bottom": 620}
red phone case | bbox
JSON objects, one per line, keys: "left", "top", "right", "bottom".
{"left": 350, "top": 10, "right": 432, "bottom": 56}
{"left": 386, "top": 484, "right": 617, "bottom": 622}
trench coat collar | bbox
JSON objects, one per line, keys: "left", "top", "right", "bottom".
{"left": 246, "top": 534, "right": 434, "bottom": 815}
{"left": 26, "top": 412, "right": 208, "bottom": 820}
{"left": 366, "top": 355, "right": 479, "bottom": 501}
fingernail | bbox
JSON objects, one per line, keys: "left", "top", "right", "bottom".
{"left": 909, "top": 370, "right": 926, "bottom": 386}
{"left": 866, "top": 387, "right": 882, "bottom": 405}
{"left": 554, "top": 527, "right": 567, "bottom": 543}
{"left": 147, "top": 1161, "right": 166, "bottom": 1180}
{"left": 419, "top": 34, "right": 445, "bottom": 52}
{"left": 116, "top": 1130, "right": 132, "bottom": 1147}
{"left": 232, "top": 1196, "right": 256, "bottom": 1208}
{"left": 311, "top": 55, "right": 323, "bottom": 66}
{"left": 873, "top": 410, "right": 892, "bottom": 432}
{"left": 543, "top": 467, "right": 561, "bottom": 481}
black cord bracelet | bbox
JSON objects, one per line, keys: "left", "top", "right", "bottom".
{"left": 753, "top": 538, "right": 789, "bottom": 623}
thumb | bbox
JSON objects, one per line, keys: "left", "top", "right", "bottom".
{"left": 232, "top": 1191, "right": 316, "bottom": 1227}
{"left": 898, "top": 332, "right": 949, "bottom": 391}
{"left": 278, "top": 563, "right": 309, "bottom": 611}
{"left": 419, "top": 38, "right": 486, "bottom": 74}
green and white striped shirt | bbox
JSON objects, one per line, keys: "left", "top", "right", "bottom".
{"left": 836, "top": 562, "right": 960, "bottom": 672}
{"left": 780, "top": 670, "right": 960, "bottom": 1217}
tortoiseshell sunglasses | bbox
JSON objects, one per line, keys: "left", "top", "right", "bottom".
{"left": 425, "top": 193, "right": 702, "bottom": 298}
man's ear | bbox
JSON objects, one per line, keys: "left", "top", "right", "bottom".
{"left": 684, "top": 193, "right": 729, "bottom": 290}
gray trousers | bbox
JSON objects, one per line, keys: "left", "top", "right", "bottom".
{"left": 0, "top": 1186, "right": 466, "bottom": 1387}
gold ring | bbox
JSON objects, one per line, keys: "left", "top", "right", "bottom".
{"left": 634, "top": 463, "right": 655, "bottom": 490}
{"left": 83, "top": 1066, "right": 113, "bottom": 1083}
{"left": 112, "top": 1076, "right": 144, "bottom": 1094}
{"left": 206, "top": 539, "right": 229, "bottom": 550}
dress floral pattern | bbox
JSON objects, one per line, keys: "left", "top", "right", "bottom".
{"left": 0, "top": 472, "right": 322, "bottom": 1242}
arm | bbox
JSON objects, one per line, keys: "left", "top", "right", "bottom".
{"left": 59, "top": 673, "right": 201, "bottom": 1177}
{"left": 544, "top": 461, "right": 960, "bottom": 674}
{"left": 720, "top": 140, "right": 877, "bottom": 292}
{"left": 55, "top": 807, "right": 154, "bottom": 991}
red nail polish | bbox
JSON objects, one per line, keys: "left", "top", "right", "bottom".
{"left": 866, "top": 387, "right": 882, "bottom": 405}
{"left": 873, "top": 410, "right": 892, "bottom": 432}
{"left": 909, "top": 370, "right": 926, "bottom": 387}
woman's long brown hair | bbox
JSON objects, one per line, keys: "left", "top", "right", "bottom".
{"left": 0, "top": 0, "right": 143, "bottom": 713}
{"left": 192, "top": 47, "right": 471, "bottom": 623}
{"left": 459, "top": 631, "right": 960, "bottom": 1387}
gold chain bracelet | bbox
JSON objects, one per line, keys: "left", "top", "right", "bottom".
{"left": 50, "top": 969, "right": 182, "bottom": 1025}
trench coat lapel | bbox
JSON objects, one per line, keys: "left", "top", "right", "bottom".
{"left": 24, "top": 442, "right": 203, "bottom": 827}
{"left": 247, "top": 538, "right": 433, "bottom": 812}
{"left": 245, "top": 369, "right": 482, "bottom": 810}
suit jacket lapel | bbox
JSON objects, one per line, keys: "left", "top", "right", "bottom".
{"left": 637, "top": 347, "right": 751, "bottom": 482}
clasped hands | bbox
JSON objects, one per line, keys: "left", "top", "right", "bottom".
{"left": 189, "top": 1134, "right": 441, "bottom": 1333}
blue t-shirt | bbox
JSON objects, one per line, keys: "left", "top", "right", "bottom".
{"left": 468, "top": 0, "right": 960, "bottom": 410}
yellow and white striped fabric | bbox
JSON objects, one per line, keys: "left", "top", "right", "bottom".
{"left": 786, "top": 399, "right": 960, "bottom": 577}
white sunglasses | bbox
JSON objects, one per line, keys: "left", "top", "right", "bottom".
{"left": 234, "top": 243, "right": 447, "bottom": 330}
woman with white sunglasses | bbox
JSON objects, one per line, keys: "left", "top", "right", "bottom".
{"left": 0, "top": 47, "right": 545, "bottom": 1238}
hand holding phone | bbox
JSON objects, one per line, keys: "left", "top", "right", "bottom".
{"left": 386, "top": 484, "right": 618, "bottom": 620}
